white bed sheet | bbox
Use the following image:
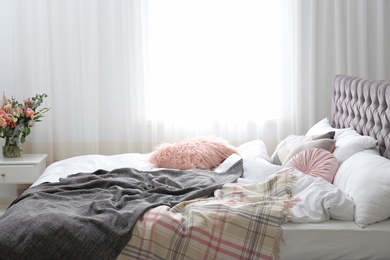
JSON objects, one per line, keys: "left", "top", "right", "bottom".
{"left": 33, "top": 152, "right": 155, "bottom": 186}
{"left": 33, "top": 152, "right": 241, "bottom": 187}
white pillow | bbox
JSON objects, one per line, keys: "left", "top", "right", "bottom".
{"left": 306, "top": 118, "right": 378, "bottom": 164}
{"left": 306, "top": 117, "right": 347, "bottom": 139}
{"left": 241, "top": 157, "right": 284, "bottom": 183}
{"left": 334, "top": 149, "right": 390, "bottom": 227}
{"left": 237, "top": 139, "right": 270, "bottom": 162}
{"left": 237, "top": 140, "right": 283, "bottom": 183}
{"left": 333, "top": 128, "right": 377, "bottom": 164}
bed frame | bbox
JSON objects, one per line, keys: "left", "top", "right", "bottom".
{"left": 332, "top": 74, "right": 390, "bottom": 159}
{"left": 280, "top": 74, "right": 390, "bottom": 260}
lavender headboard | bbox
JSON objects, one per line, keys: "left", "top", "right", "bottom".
{"left": 332, "top": 75, "right": 390, "bottom": 159}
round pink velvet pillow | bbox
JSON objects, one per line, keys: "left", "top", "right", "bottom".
{"left": 285, "top": 148, "right": 339, "bottom": 183}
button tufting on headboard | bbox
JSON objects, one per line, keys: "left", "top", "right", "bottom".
{"left": 332, "top": 75, "right": 390, "bottom": 159}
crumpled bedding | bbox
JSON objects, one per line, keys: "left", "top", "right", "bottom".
{"left": 1, "top": 147, "right": 356, "bottom": 259}
{"left": 122, "top": 171, "right": 295, "bottom": 260}
{"left": 288, "top": 170, "right": 354, "bottom": 222}
{"left": 37, "top": 151, "right": 355, "bottom": 225}
{"left": 238, "top": 166, "right": 355, "bottom": 223}
{"left": 0, "top": 160, "right": 243, "bottom": 260}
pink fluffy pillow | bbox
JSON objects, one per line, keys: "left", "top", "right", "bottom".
{"left": 149, "top": 137, "right": 238, "bottom": 170}
{"left": 285, "top": 148, "right": 339, "bottom": 183}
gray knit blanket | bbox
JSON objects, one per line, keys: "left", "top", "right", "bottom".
{"left": 0, "top": 160, "right": 242, "bottom": 260}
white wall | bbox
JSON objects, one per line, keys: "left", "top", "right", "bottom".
{"left": 0, "top": 0, "right": 15, "bottom": 95}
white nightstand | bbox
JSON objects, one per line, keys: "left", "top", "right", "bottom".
{"left": 0, "top": 154, "right": 47, "bottom": 215}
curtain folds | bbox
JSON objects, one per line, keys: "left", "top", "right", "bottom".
{"left": 3, "top": 0, "right": 150, "bottom": 162}
{"left": 288, "top": 0, "right": 390, "bottom": 134}
{"left": 0, "top": 0, "right": 389, "bottom": 163}
{"left": 146, "top": 0, "right": 284, "bottom": 155}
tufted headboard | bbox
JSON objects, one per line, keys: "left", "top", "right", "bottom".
{"left": 332, "top": 75, "right": 390, "bottom": 159}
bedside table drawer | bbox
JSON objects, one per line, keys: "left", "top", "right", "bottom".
{"left": 0, "top": 165, "right": 37, "bottom": 183}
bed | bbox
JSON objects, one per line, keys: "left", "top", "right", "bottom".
{"left": 0, "top": 74, "right": 389, "bottom": 260}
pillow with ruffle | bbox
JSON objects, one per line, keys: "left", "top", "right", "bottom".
{"left": 271, "top": 131, "right": 335, "bottom": 165}
{"left": 282, "top": 139, "right": 336, "bottom": 165}
{"left": 285, "top": 148, "right": 339, "bottom": 183}
{"left": 149, "top": 137, "right": 238, "bottom": 170}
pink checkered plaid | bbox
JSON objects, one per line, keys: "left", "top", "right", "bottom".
{"left": 119, "top": 172, "right": 294, "bottom": 260}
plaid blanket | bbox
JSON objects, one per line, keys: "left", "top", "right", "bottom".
{"left": 120, "top": 170, "right": 294, "bottom": 260}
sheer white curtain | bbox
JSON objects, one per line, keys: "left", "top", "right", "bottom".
{"left": 284, "top": 0, "right": 390, "bottom": 135}
{"left": 1, "top": 0, "right": 149, "bottom": 163}
{"left": 1, "top": 0, "right": 389, "bottom": 163}
{"left": 1, "top": 0, "right": 286, "bottom": 162}
{"left": 146, "top": 0, "right": 284, "bottom": 153}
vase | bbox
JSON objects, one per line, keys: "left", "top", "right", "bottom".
{"left": 3, "top": 136, "right": 22, "bottom": 158}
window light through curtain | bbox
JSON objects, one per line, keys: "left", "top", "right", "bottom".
{"left": 147, "top": 0, "right": 283, "bottom": 125}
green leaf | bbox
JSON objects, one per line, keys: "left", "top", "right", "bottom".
{"left": 24, "top": 127, "right": 31, "bottom": 135}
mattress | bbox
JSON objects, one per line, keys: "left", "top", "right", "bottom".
{"left": 280, "top": 219, "right": 390, "bottom": 260}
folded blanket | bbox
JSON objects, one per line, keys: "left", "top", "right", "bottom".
{"left": 0, "top": 160, "right": 242, "bottom": 260}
